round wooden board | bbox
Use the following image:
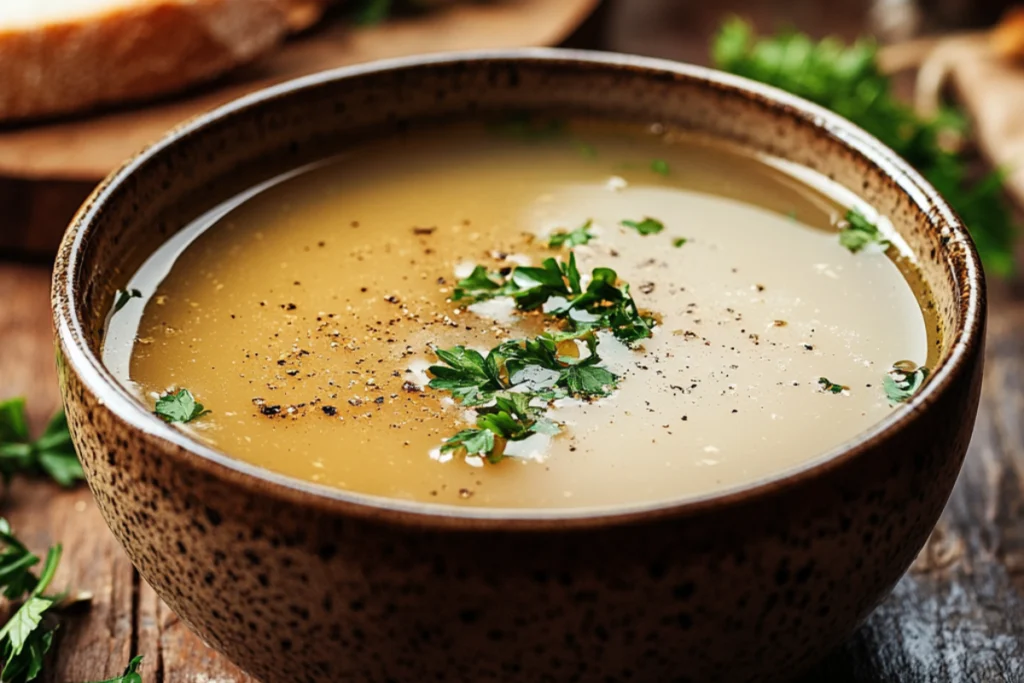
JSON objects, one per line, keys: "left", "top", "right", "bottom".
{"left": 0, "top": 0, "right": 601, "bottom": 182}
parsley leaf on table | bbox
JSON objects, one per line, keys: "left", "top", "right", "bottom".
{"left": 621, "top": 217, "right": 665, "bottom": 235}
{"left": 88, "top": 655, "right": 145, "bottom": 683}
{"left": 712, "top": 18, "right": 1018, "bottom": 276}
{"left": 0, "top": 529, "right": 61, "bottom": 683}
{"left": 839, "top": 208, "right": 891, "bottom": 253}
{"left": 548, "top": 220, "right": 595, "bottom": 248}
{"left": 154, "top": 390, "right": 209, "bottom": 424}
{"left": 0, "top": 399, "right": 84, "bottom": 488}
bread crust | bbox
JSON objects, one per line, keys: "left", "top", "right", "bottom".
{"left": 0, "top": 0, "right": 292, "bottom": 122}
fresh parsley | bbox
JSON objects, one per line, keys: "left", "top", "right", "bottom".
{"left": 0, "top": 519, "right": 144, "bottom": 683}
{"left": 884, "top": 363, "right": 929, "bottom": 404}
{"left": 839, "top": 208, "right": 891, "bottom": 253}
{"left": 451, "top": 254, "right": 655, "bottom": 345}
{"left": 154, "top": 389, "right": 209, "bottom": 424}
{"left": 818, "top": 377, "right": 848, "bottom": 394}
{"left": 0, "top": 523, "right": 61, "bottom": 683}
{"left": 441, "top": 394, "right": 559, "bottom": 464}
{"left": 0, "top": 399, "right": 84, "bottom": 488}
{"left": 89, "top": 655, "right": 145, "bottom": 683}
{"left": 548, "top": 220, "right": 595, "bottom": 248}
{"left": 621, "top": 217, "right": 665, "bottom": 236}
{"left": 672, "top": 237, "right": 688, "bottom": 248}
{"left": 651, "top": 159, "right": 671, "bottom": 176}
{"left": 429, "top": 331, "right": 620, "bottom": 462}
{"left": 713, "top": 18, "right": 1017, "bottom": 276}
{"left": 429, "top": 331, "right": 619, "bottom": 408}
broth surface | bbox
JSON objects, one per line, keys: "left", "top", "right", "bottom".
{"left": 106, "top": 123, "right": 937, "bottom": 510}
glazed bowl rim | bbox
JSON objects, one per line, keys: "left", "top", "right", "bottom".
{"left": 53, "top": 48, "right": 985, "bottom": 529}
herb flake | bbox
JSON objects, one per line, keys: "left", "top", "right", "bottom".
{"left": 651, "top": 159, "right": 671, "bottom": 176}
{"left": 884, "top": 363, "right": 929, "bottom": 404}
{"left": 621, "top": 217, "right": 665, "bottom": 236}
{"left": 154, "top": 389, "right": 209, "bottom": 424}
{"left": 839, "top": 208, "right": 890, "bottom": 253}
{"left": 548, "top": 220, "right": 595, "bottom": 248}
{"left": 818, "top": 377, "right": 848, "bottom": 394}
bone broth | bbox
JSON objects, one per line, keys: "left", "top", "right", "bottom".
{"left": 104, "top": 121, "right": 938, "bottom": 510}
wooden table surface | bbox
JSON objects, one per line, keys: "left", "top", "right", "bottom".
{"left": 4, "top": 1, "right": 1024, "bottom": 680}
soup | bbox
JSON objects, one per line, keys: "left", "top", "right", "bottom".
{"left": 103, "top": 121, "right": 938, "bottom": 510}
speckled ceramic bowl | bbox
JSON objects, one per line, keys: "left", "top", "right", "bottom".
{"left": 52, "top": 50, "right": 985, "bottom": 683}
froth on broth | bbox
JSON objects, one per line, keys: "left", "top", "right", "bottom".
{"left": 103, "top": 121, "right": 939, "bottom": 510}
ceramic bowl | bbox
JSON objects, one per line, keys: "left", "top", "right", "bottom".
{"left": 52, "top": 49, "right": 985, "bottom": 683}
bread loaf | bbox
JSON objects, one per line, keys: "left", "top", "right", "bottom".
{"left": 0, "top": 0, "right": 299, "bottom": 122}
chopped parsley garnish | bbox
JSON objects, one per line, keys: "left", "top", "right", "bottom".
{"left": 154, "top": 389, "right": 209, "bottom": 424}
{"left": 441, "top": 394, "right": 559, "bottom": 464}
{"left": 451, "top": 253, "right": 655, "bottom": 345}
{"left": 884, "top": 363, "right": 929, "bottom": 404}
{"left": 428, "top": 331, "right": 619, "bottom": 408}
{"left": 621, "top": 217, "right": 665, "bottom": 236}
{"left": 112, "top": 289, "right": 142, "bottom": 314}
{"left": 651, "top": 159, "right": 671, "bottom": 176}
{"left": 713, "top": 17, "right": 1017, "bottom": 276}
{"left": 0, "top": 398, "right": 84, "bottom": 488}
{"left": 839, "top": 208, "right": 891, "bottom": 253}
{"left": 548, "top": 220, "right": 595, "bottom": 248}
{"left": 672, "top": 237, "right": 688, "bottom": 248}
{"left": 818, "top": 377, "right": 848, "bottom": 394}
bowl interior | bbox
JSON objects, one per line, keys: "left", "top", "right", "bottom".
{"left": 55, "top": 49, "right": 982, "bottom": 519}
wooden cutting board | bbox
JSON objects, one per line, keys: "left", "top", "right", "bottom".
{"left": 0, "top": 0, "right": 601, "bottom": 255}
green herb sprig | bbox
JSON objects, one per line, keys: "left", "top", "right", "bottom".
{"left": 0, "top": 399, "right": 83, "bottom": 488}
{"left": 884, "top": 363, "right": 929, "bottom": 404}
{"left": 0, "top": 519, "right": 144, "bottom": 683}
{"left": 430, "top": 331, "right": 618, "bottom": 462}
{"left": 839, "top": 208, "right": 891, "bottom": 253}
{"left": 452, "top": 253, "right": 655, "bottom": 345}
{"left": 548, "top": 220, "right": 595, "bottom": 248}
{"left": 712, "top": 18, "right": 1017, "bottom": 276}
{"left": 621, "top": 217, "right": 665, "bottom": 236}
{"left": 154, "top": 390, "right": 209, "bottom": 424}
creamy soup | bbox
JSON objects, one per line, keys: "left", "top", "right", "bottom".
{"left": 103, "top": 121, "right": 938, "bottom": 510}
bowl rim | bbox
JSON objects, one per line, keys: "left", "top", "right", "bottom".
{"left": 53, "top": 47, "right": 985, "bottom": 530}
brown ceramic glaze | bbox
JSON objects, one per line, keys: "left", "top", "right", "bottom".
{"left": 51, "top": 50, "right": 985, "bottom": 683}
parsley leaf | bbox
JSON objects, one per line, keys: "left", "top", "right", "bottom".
{"left": 621, "top": 217, "right": 665, "bottom": 235}
{"left": 441, "top": 394, "right": 558, "bottom": 464}
{"left": 884, "top": 363, "right": 929, "bottom": 404}
{"left": 0, "top": 399, "right": 84, "bottom": 488}
{"left": 427, "top": 346, "right": 504, "bottom": 406}
{"left": 352, "top": 0, "right": 393, "bottom": 25}
{"left": 0, "top": 519, "right": 41, "bottom": 600}
{"left": 0, "top": 537, "right": 61, "bottom": 683}
{"left": 548, "top": 220, "right": 595, "bottom": 248}
{"left": 818, "top": 377, "right": 848, "bottom": 394}
{"left": 672, "top": 237, "right": 688, "bottom": 248}
{"left": 154, "top": 389, "right": 209, "bottom": 424}
{"left": 88, "top": 655, "right": 145, "bottom": 683}
{"left": 448, "top": 255, "right": 655, "bottom": 345}
{"left": 713, "top": 18, "right": 1017, "bottom": 276}
{"left": 651, "top": 159, "right": 671, "bottom": 176}
{"left": 112, "top": 289, "right": 142, "bottom": 314}
{"left": 839, "top": 209, "right": 891, "bottom": 253}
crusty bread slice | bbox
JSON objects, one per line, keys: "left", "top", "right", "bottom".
{"left": 0, "top": 0, "right": 297, "bottom": 123}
